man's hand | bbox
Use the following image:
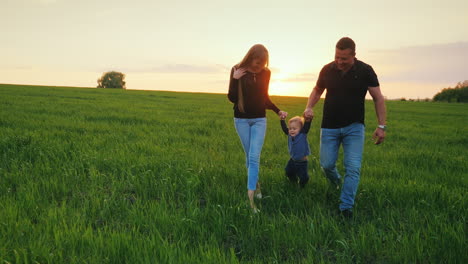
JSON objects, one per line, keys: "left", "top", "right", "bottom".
{"left": 372, "top": 127, "right": 385, "bottom": 145}
{"left": 303, "top": 108, "right": 314, "bottom": 120}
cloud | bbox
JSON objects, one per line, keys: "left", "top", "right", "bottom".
{"left": 276, "top": 73, "right": 316, "bottom": 83}
{"left": 367, "top": 42, "right": 468, "bottom": 84}
{"left": 0, "top": 65, "right": 35, "bottom": 70}
{"left": 150, "top": 64, "right": 226, "bottom": 74}
{"left": 37, "top": 0, "right": 59, "bottom": 4}
{"left": 109, "top": 64, "right": 228, "bottom": 74}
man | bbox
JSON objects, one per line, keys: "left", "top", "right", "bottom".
{"left": 304, "top": 37, "right": 387, "bottom": 219}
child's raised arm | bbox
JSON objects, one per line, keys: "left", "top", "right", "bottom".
{"left": 280, "top": 120, "right": 289, "bottom": 135}
{"left": 302, "top": 118, "right": 312, "bottom": 134}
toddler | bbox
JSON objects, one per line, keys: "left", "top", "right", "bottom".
{"left": 280, "top": 115, "right": 312, "bottom": 187}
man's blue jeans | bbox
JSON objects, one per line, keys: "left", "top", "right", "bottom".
{"left": 320, "top": 122, "right": 365, "bottom": 211}
{"left": 234, "top": 118, "right": 267, "bottom": 191}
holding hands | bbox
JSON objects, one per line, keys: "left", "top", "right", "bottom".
{"left": 303, "top": 114, "right": 313, "bottom": 122}
{"left": 279, "top": 111, "right": 288, "bottom": 120}
{"left": 303, "top": 107, "right": 314, "bottom": 120}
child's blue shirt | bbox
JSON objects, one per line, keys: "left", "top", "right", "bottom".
{"left": 281, "top": 120, "right": 312, "bottom": 160}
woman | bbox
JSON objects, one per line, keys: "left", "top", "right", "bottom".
{"left": 228, "top": 44, "right": 287, "bottom": 212}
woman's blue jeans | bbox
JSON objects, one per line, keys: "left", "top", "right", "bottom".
{"left": 234, "top": 118, "right": 267, "bottom": 191}
{"left": 320, "top": 122, "right": 365, "bottom": 211}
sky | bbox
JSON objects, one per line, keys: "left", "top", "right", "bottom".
{"left": 2, "top": 0, "right": 468, "bottom": 99}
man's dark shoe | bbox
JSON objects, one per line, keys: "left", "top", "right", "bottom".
{"left": 326, "top": 177, "right": 341, "bottom": 190}
{"left": 340, "top": 209, "right": 353, "bottom": 219}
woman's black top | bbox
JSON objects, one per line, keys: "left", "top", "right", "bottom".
{"left": 228, "top": 67, "right": 280, "bottom": 118}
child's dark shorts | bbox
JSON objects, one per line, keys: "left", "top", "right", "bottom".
{"left": 285, "top": 158, "right": 309, "bottom": 187}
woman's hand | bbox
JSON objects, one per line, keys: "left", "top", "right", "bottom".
{"left": 233, "top": 67, "right": 247, "bottom": 79}
{"left": 278, "top": 111, "right": 288, "bottom": 120}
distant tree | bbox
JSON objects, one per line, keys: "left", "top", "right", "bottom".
{"left": 455, "top": 80, "right": 468, "bottom": 88}
{"left": 433, "top": 80, "right": 468, "bottom": 103}
{"left": 97, "top": 71, "right": 126, "bottom": 89}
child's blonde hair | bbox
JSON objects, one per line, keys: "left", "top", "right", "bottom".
{"left": 288, "top": 116, "right": 304, "bottom": 127}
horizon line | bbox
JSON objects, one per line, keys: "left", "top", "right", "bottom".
{"left": 0, "top": 82, "right": 439, "bottom": 100}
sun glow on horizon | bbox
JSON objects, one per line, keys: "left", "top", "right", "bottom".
{"left": 269, "top": 67, "right": 300, "bottom": 97}
{"left": 268, "top": 61, "right": 317, "bottom": 97}
{"left": 265, "top": 45, "right": 327, "bottom": 97}
{"left": 270, "top": 79, "right": 312, "bottom": 98}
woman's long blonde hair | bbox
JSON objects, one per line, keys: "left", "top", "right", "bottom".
{"left": 236, "top": 44, "right": 269, "bottom": 69}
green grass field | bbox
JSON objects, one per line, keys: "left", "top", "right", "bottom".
{"left": 0, "top": 84, "right": 466, "bottom": 263}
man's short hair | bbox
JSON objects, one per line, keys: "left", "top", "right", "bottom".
{"left": 336, "top": 37, "right": 356, "bottom": 55}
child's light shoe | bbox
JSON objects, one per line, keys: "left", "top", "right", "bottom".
{"left": 255, "top": 183, "right": 262, "bottom": 199}
{"left": 255, "top": 190, "right": 262, "bottom": 199}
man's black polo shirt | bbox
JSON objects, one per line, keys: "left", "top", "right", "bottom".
{"left": 317, "top": 59, "right": 379, "bottom": 129}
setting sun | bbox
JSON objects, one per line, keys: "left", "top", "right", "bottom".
{"left": 265, "top": 44, "right": 332, "bottom": 97}
{"left": 268, "top": 65, "right": 316, "bottom": 97}
{"left": 270, "top": 79, "right": 311, "bottom": 97}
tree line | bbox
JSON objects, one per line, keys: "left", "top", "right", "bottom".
{"left": 95, "top": 71, "right": 466, "bottom": 103}
{"left": 433, "top": 80, "right": 468, "bottom": 103}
